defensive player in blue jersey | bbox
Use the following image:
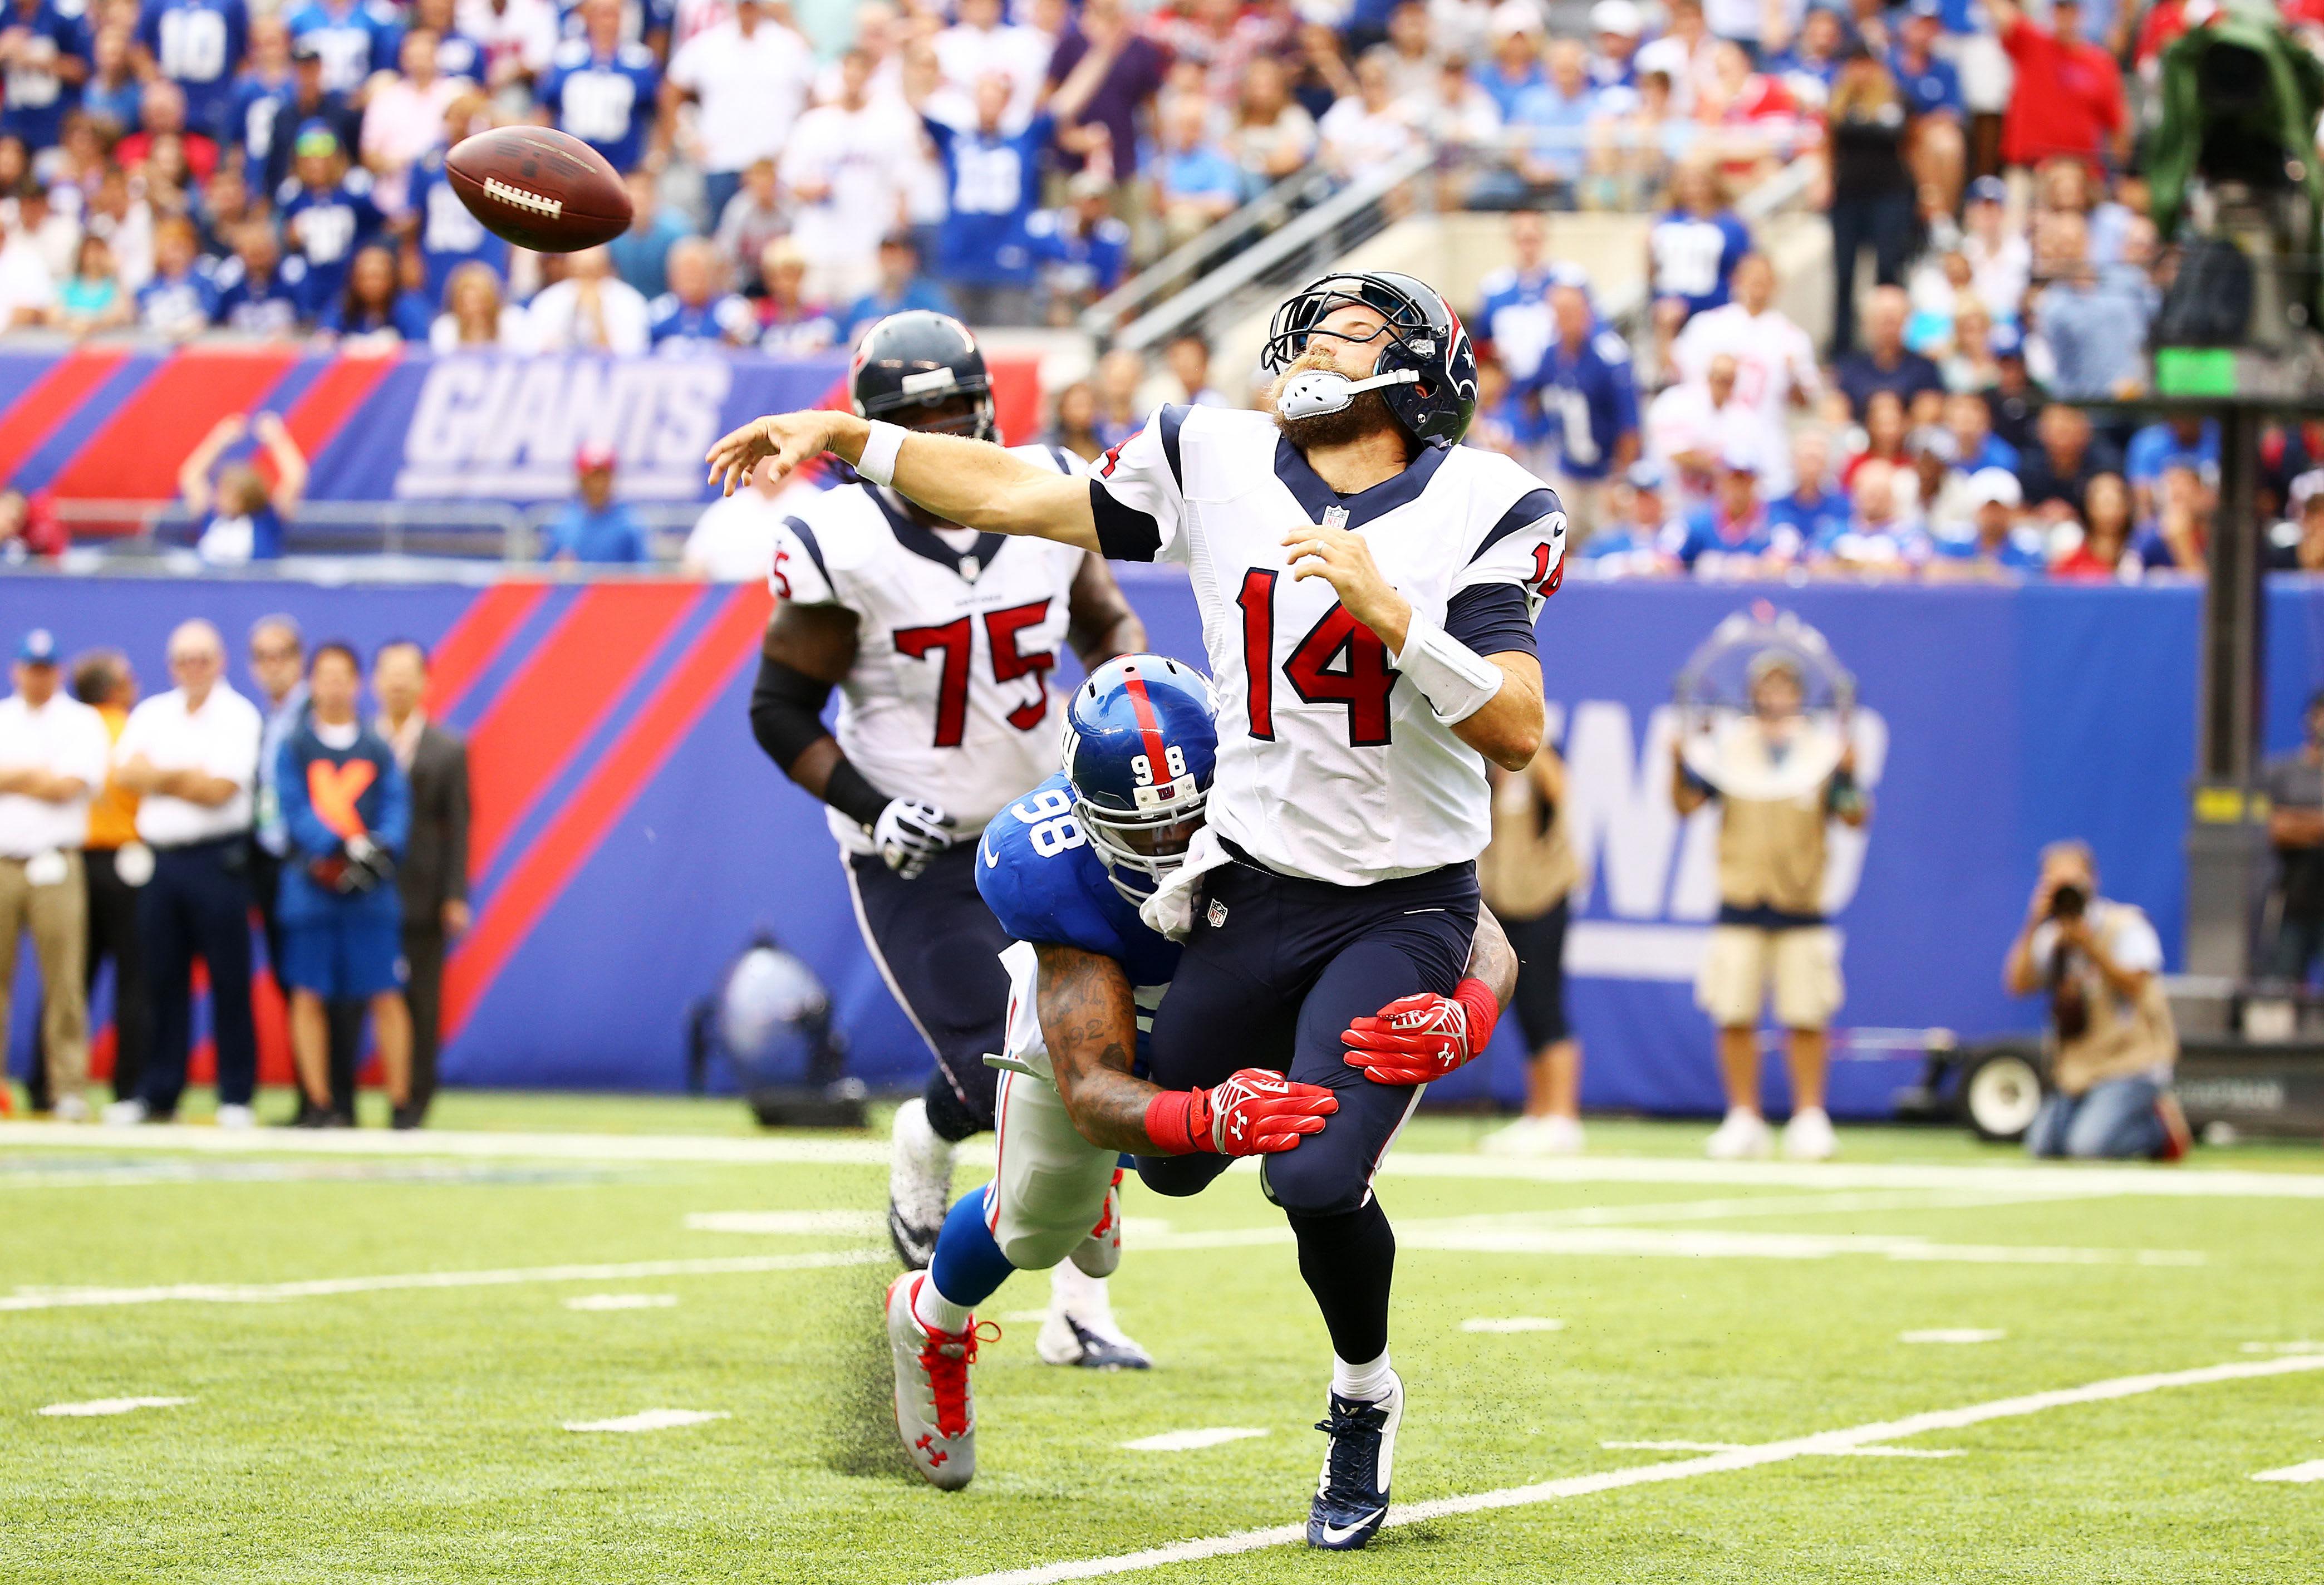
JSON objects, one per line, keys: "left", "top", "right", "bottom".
{"left": 886, "top": 654, "right": 1516, "bottom": 1496}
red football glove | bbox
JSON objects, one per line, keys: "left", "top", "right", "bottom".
{"left": 1343, "top": 978, "right": 1502, "bottom": 1085}
{"left": 1144, "top": 1068, "right": 1339, "bottom": 1156}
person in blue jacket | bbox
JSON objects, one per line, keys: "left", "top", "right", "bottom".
{"left": 276, "top": 641, "right": 415, "bottom": 1128}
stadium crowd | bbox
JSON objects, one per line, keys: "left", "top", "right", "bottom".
{"left": 0, "top": 0, "right": 2316, "bottom": 578}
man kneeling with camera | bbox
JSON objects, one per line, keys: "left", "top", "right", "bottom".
{"left": 2003, "top": 841, "right": 2190, "bottom": 1160}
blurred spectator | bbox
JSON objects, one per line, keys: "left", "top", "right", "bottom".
{"left": 2262, "top": 690, "right": 2324, "bottom": 985}
{"left": 1474, "top": 1, "right": 1546, "bottom": 120}
{"left": 543, "top": 443, "right": 647, "bottom": 563}
{"left": 430, "top": 258, "right": 532, "bottom": 349}
{"left": 650, "top": 234, "right": 754, "bottom": 349}
{"left": 1983, "top": 323, "right": 2045, "bottom": 452}
{"left": 2051, "top": 470, "right": 2134, "bottom": 578}
{"left": 83, "top": 28, "right": 142, "bottom": 136}
{"left": 712, "top": 158, "right": 785, "bottom": 287}
{"left": 2018, "top": 403, "right": 2121, "bottom": 521}
{"left": 1819, "top": 46, "right": 1913, "bottom": 360}
{"left": 1840, "top": 389, "right": 1909, "bottom": 492}
{"left": 1832, "top": 284, "right": 1943, "bottom": 420}
{"left": 1669, "top": 253, "right": 1819, "bottom": 495}
{"left": 2129, "top": 464, "right": 2207, "bottom": 578}
{"left": 529, "top": 245, "right": 649, "bottom": 354}
{"left": 1635, "top": 0, "right": 1716, "bottom": 113}
{"left": 2, "top": 3, "right": 88, "bottom": 153}
{"left": 1820, "top": 456, "right": 1930, "bottom": 573}
{"left": 1903, "top": 247, "right": 1973, "bottom": 356}
{"left": 1646, "top": 350, "right": 1760, "bottom": 508}
{"left": 408, "top": 109, "right": 513, "bottom": 304}
{"left": 666, "top": 0, "right": 814, "bottom": 225}
{"left": 289, "top": 0, "right": 394, "bottom": 97}
{"left": 1473, "top": 210, "right": 1555, "bottom": 382}
{"left": 61, "top": 650, "right": 145, "bottom": 1107}
{"left": 247, "top": 36, "right": 360, "bottom": 196}
{"left": 2125, "top": 415, "right": 2217, "bottom": 521}
{"left": 539, "top": 0, "right": 660, "bottom": 175}
{"left": 606, "top": 168, "right": 689, "bottom": 301}
{"left": 13, "top": 176, "right": 76, "bottom": 281}
{"left": 372, "top": 638, "right": 468, "bottom": 1128}
{"left": 837, "top": 231, "right": 957, "bottom": 346}
{"left": 933, "top": 0, "right": 1049, "bottom": 122}
{"left": 1944, "top": 389, "right": 2018, "bottom": 473}
{"left": 1766, "top": 6, "right": 1844, "bottom": 111}
{"left": 109, "top": 619, "right": 263, "bottom": 1128}
{"left": 1158, "top": 89, "right": 1250, "bottom": 244}
{"left": 1693, "top": 40, "right": 1799, "bottom": 186}
{"left": 1408, "top": 53, "right": 1504, "bottom": 203}
{"left": 458, "top": 0, "right": 559, "bottom": 93}
{"left": 1026, "top": 170, "right": 1129, "bottom": 323}
{"left": 1225, "top": 53, "right": 1316, "bottom": 195}
{"left": 1648, "top": 158, "right": 1748, "bottom": 350}
{"left": 85, "top": 165, "right": 156, "bottom": 288}
{"left": 1164, "top": 332, "right": 1229, "bottom": 408}
{"left": 2031, "top": 212, "right": 2148, "bottom": 401}
{"left": 117, "top": 82, "right": 219, "bottom": 184}
{"left": 0, "top": 488, "right": 67, "bottom": 561}
{"left": 55, "top": 232, "right": 132, "bottom": 335}
{"left": 1766, "top": 429, "right": 1848, "bottom": 547}
{"left": 920, "top": 75, "right": 1046, "bottom": 324}
{"left": 2278, "top": 475, "right": 2324, "bottom": 573}
{"left": 1043, "top": 0, "right": 1167, "bottom": 180}
{"left": 411, "top": 0, "right": 483, "bottom": 84}
{"left": 136, "top": 213, "right": 219, "bottom": 337}
{"left": 1375, "top": 1, "right": 1437, "bottom": 102}
{"left": 214, "top": 221, "right": 302, "bottom": 335}
{"left": 1587, "top": 0, "right": 1644, "bottom": 91}
{"left": 1468, "top": 351, "right": 1547, "bottom": 466}
{"left": 1991, "top": 0, "right": 2123, "bottom": 174}
{"left": 2005, "top": 841, "right": 2183, "bottom": 1161}
{"left": 1476, "top": 737, "right": 1585, "bottom": 1155}
{"left": 1532, "top": 278, "right": 1640, "bottom": 534}
{"left": 1576, "top": 461, "right": 1676, "bottom": 576}
{"left": 753, "top": 237, "right": 837, "bottom": 356}
{"left": 1663, "top": 449, "right": 1790, "bottom": 575}
{"left": 1046, "top": 379, "right": 1104, "bottom": 463}
{"left": 1504, "top": 38, "right": 1598, "bottom": 204}
{"left": 1958, "top": 174, "right": 2027, "bottom": 320}
{"left": 243, "top": 614, "right": 318, "bottom": 1102}
{"left": 0, "top": 627, "right": 111, "bottom": 1121}
{"left": 1092, "top": 346, "right": 1145, "bottom": 449}
{"left": 179, "top": 411, "right": 307, "bottom": 565}
{"left": 137, "top": 0, "right": 248, "bottom": 141}
{"left": 681, "top": 458, "right": 783, "bottom": 580}
{"left": 279, "top": 124, "right": 384, "bottom": 321}
{"left": 783, "top": 48, "right": 916, "bottom": 305}
{"left": 1930, "top": 467, "right": 2047, "bottom": 576}
{"left": 361, "top": 27, "right": 467, "bottom": 199}
{"left": 0, "top": 186, "right": 55, "bottom": 329}
{"left": 1890, "top": 0, "right": 1963, "bottom": 214}
{"left": 318, "top": 239, "right": 428, "bottom": 340}
{"left": 1908, "top": 424, "right": 1967, "bottom": 521}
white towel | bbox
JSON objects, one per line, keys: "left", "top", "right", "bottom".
{"left": 1136, "top": 826, "right": 1234, "bottom": 942}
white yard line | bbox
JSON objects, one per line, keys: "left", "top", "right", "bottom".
{"left": 1600, "top": 1439, "right": 1959, "bottom": 1458}
{"left": 1902, "top": 1329, "right": 2007, "bottom": 1344}
{"left": 1462, "top": 1317, "right": 1565, "bottom": 1333}
{"left": 6, "top": 1123, "right": 2323, "bottom": 1200}
{"left": 684, "top": 1211, "right": 885, "bottom": 1236}
{"left": 1, "top": 1248, "right": 886, "bottom": 1312}
{"left": 563, "top": 1409, "right": 729, "bottom": 1433}
{"left": 564, "top": 1294, "right": 679, "bottom": 1311}
{"left": 1120, "top": 1428, "right": 1269, "bottom": 1452}
{"left": 921, "top": 1355, "right": 2324, "bottom": 1585}
{"left": 36, "top": 1396, "right": 190, "bottom": 1417}
{"left": 2253, "top": 1459, "right": 2324, "bottom": 1483}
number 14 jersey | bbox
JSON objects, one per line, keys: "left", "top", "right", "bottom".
{"left": 768, "top": 447, "right": 1091, "bottom": 854}
{"left": 1088, "top": 404, "right": 1565, "bottom": 885}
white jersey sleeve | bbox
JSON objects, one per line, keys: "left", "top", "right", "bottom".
{"left": 1088, "top": 403, "right": 1191, "bottom": 566}
{"left": 1451, "top": 459, "right": 1569, "bottom": 625}
{"left": 767, "top": 506, "right": 841, "bottom": 605}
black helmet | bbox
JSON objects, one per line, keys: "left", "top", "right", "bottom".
{"left": 849, "top": 310, "right": 998, "bottom": 441}
{"left": 1260, "top": 271, "right": 1479, "bottom": 449}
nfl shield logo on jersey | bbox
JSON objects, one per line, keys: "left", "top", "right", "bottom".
{"left": 1206, "top": 899, "right": 1229, "bottom": 929}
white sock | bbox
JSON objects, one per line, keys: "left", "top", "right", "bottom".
{"left": 912, "top": 1274, "right": 972, "bottom": 1336}
{"left": 1332, "top": 1349, "right": 1394, "bottom": 1402}
{"left": 1050, "top": 1262, "right": 1110, "bottom": 1320}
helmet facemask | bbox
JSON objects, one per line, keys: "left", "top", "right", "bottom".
{"left": 1075, "top": 792, "right": 1207, "bottom": 905}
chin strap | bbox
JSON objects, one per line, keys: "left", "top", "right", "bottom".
{"left": 1276, "top": 367, "right": 1419, "bottom": 422}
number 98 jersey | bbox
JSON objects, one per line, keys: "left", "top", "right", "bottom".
{"left": 769, "top": 450, "right": 1093, "bottom": 854}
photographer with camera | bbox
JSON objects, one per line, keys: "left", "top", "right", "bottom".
{"left": 2003, "top": 841, "right": 2189, "bottom": 1160}
{"left": 274, "top": 642, "right": 415, "bottom": 1129}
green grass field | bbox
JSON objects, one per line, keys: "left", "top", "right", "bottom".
{"left": 5, "top": 1087, "right": 2322, "bottom": 1584}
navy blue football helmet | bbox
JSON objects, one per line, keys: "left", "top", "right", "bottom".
{"left": 1260, "top": 270, "right": 1479, "bottom": 449}
{"left": 1061, "top": 655, "right": 1218, "bottom": 902}
{"left": 849, "top": 310, "right": 998, "bottom": 441}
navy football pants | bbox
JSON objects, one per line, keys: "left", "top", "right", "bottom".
{"left": 1137, "top": 852, "right": 1478, "bottom": 1361}
{"left": 846, "top": 842, "right": 1009, "bottom": 1141}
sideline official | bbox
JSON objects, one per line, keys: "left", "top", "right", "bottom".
{"left": 111, "top": 621, "right": 264, "bottom": 1127}
{"left": 374, "top": 640, "right": 470, "bottom": 1126}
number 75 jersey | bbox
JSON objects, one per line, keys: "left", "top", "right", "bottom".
{"left": 1085, "top": 404, "right": 1565, "bottom": 885}
{"left": 768, "top": 449, "right": 1094, "bottom": 853}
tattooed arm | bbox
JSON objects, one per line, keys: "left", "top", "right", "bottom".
{"left": 1034, "top": 941, "right": 1176, "bottom": 1155}
{"left": 1471, "top": 904, "right": 1519, "bottom": 1011}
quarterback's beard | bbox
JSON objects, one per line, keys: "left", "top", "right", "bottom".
{"left": 1268, "top": 355, "right": 1401, "bottom": 451}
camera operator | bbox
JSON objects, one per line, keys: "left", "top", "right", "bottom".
{"left": 2003, "top": 840, "right": 2189, "bottom": 1160}
{"left": 2259, "top": 689, "right": 2324, "bottom": 985}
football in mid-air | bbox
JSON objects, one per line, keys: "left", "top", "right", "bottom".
{"left": 445, "top": 126, "right": 631, "bottom": 253}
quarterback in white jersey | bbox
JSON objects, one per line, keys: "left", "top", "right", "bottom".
{"left": 745, "top": 312, "right": 1148, "bottom": 1363}
{"left": 713, "top": 271, "right": 1557, "bottom": 1549}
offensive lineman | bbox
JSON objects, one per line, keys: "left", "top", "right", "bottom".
{"left": 747, "top": 311, "right": 1150, "bottom": 1367}
{"left": 714, "top": 271, "right": 1563, "bottom": 1547}
{"left": 886, "top": 654, "right": 1517, "bottom": 1493}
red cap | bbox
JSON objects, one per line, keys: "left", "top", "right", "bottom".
{"left": 574, "top": 442, "right": 618, "bottom": 473}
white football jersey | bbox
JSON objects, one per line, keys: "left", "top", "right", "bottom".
{"left": 1089, "top": 404, "right": 1565, "bottom": 885}
{"left": 768, "top": 445, "right": 1091, "bottom": 852}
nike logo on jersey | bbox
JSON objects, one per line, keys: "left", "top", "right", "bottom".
{"left": 981, "top": 840, "right": 1000, "bottom": 868}
{"left": 1315, "top": 1510, "right": 1384, "bottom": 1547}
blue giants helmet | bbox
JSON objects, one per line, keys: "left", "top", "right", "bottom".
{"left": 1062, "top": 655, "right": 1218, "bottom": 902}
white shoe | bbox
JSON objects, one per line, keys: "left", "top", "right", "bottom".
{"left": 52, "top": 1094, "right": 90, "bottom": 1123}
{"left": 1069, "top": 1172, "right": 1123, "bottom": 1278}
{"left": 103, "top": 1098, "right": 148, "bottom": 1126}
{"left": 1782, "top": 1107, "right": 1837, "bottom": 1161}
{"left": 1480, "top": 1115, "right": 1585, "bottom": 1157}
{"left": 885, "top": 1271, "right": 978, "bottom": 1490}
{"left": 887, "top": 1099, "right": 954, "bottom": 1269}
{"left": 1038, "top": 1264, "right": 1152, "bottom": 1369}
{"left": 215, "top": 1104, "right": 256, "bottom": 1131}
{"left": 1706, "top": 1109, "right": 1773, "bottom": 1160}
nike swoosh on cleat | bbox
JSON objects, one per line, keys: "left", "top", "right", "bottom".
{"left": 1315, "top": 1509, "right": 1384, "bottom": 1547}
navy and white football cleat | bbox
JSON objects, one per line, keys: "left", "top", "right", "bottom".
{"left": 887, "top": 1098, "right": 953, "bottom": 1269}
{"left": 1306, "top": 1371, "right": 1403, "bottom": 1550}
{"left": 1038, "top": 1264, "right": 1153, "bottom": 1370}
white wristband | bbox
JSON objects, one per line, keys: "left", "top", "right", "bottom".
{"left": 854, "top": 420, "right": 908, "bottom": 488}
{"left": 1393, "top": 610, "right": 1503, "bottom": 725}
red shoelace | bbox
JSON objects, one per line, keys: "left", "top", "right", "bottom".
{"left": 920, "top": 1319, "right": 1001, "bottom": 1437}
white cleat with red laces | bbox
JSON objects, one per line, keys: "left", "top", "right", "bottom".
{"left": 886, "top": 1272, "right": 982, "bottom": 1490}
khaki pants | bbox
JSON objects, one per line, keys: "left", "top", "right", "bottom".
{"left": 0, "top": 850, "right": 89, "bottom": 1104}
{"left": 1696, "top": 923, "right": 1843, "bottom": 1031}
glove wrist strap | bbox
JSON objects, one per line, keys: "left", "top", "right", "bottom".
{"left": 1452, "top": 976, "right": 1501, "bottom": 1057}
{"left": 1144, "top": 1089, "right": 1209, "bottom": 1155}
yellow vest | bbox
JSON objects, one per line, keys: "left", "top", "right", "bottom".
{"left": 83, "top": 703, "right": 140, "bottom": 851}
{"left": 1717, "top": 789, "right": 1830, "bottom": 917}
{"left": 1478, "top": 756, "right": 1578, "bottom": 920}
